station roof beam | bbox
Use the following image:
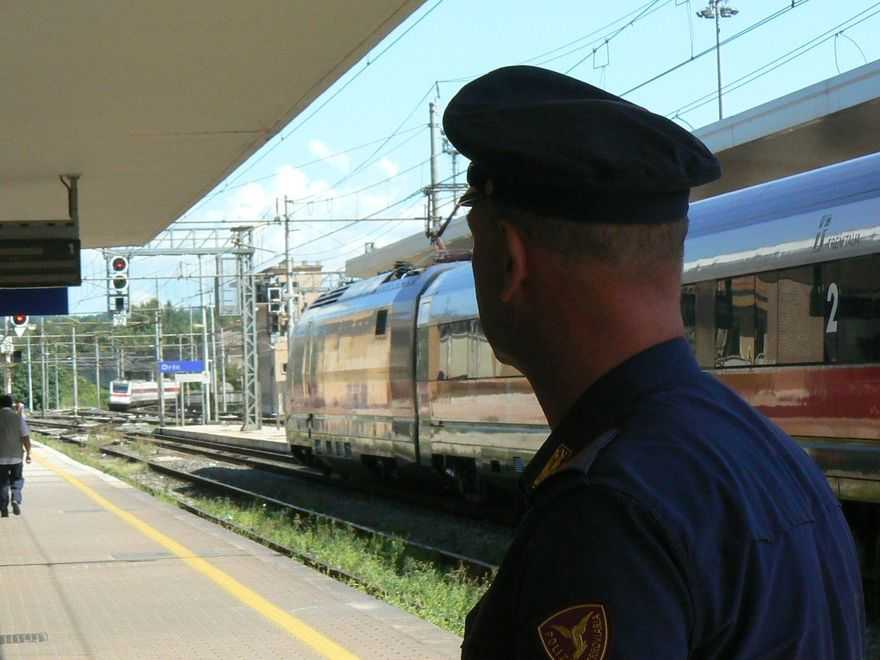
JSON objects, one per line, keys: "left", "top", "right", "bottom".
{"left": 0, "top": 1, "right": 426, "bottom": 248}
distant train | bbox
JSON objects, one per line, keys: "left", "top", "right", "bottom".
{"left": 109, "top": 380, "right": 180, "bottom": 411}
{"left": 109, "top": 379, "right": 240, "bottom": 412}
{"left": 286, "top": 152, "right": 880, "bottom": 502}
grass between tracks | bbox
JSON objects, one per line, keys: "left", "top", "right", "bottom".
{"left": 35, "top": 433, "right": 490, "bottom": 636}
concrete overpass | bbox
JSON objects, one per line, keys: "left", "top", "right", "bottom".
{"left": 346, "top": 59, "right": 880, "bottom": 279}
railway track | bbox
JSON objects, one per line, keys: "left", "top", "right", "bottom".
{"left": 30, "top": 411, "right": 517, "bottom": 524}
{"left": 37, "top": 433, "right": 497, "bottom": 582}
{"left": 31, "top": 414, "right": 501, "bottom": 579}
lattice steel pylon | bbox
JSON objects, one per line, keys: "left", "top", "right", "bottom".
{"left": 236, "top": 228, "right": 261, "bottom": 430}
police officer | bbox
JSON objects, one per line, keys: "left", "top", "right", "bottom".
{"left": 442, "top": 66, "right": 865, "bottom": 659}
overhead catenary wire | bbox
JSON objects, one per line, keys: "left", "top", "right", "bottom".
{"left": 563, "top": 0, "right": 674, "bottom": 73}
{"left": 192, "top": 0, "right": 449, "bottom": 203}
{"left": 619, "top": 0, "right": 813, "bottom": 98}
{"left": 667, "top": 2, "right": 880, "bottom": 118}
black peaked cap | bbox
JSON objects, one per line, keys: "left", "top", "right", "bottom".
{"left": 442, "top": 66, "right": 721, "bottom": 223}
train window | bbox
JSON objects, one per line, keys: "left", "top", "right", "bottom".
{"left": 681, "top": 286, "right": 696, "bottom": 353}
{"left": 472, "top": 319, "right": 497, "bottom": 378}
{"left": 440, "top": 320, "right": 471, "bottom": 379}
{"left": 823, "top": 256, "right": 880, "bottom": 363}
{"left": 714, "top": 276, "right": 757, "bottom": 367}
{"left": 776, "top": 266, "right": 824, "bottom": 364}
{"left": 374, "top": 309, "right": 388, "bottom": 336}
{"left": 755, "top": 273, "right": 772, "bottom": 364}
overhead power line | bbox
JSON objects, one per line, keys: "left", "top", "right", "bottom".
{"left": 668, "top": 2, "right": 880, "bottom": 118}
{"left": 620, "top": 0, "right": 812, "bottom": 97}
{"left": 215, "top": 0, "right": 448, "bottom": 192}
{"left": 564, "top": 0, "right": 674, "bottom": 73}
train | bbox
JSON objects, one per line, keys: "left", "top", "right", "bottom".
{"left": 109, "top": 380, "right": 181, "bottom": 411}
{"left": 108, "top": 380, "right": 240, "bottom": 412}
{"left": 285, "top": 151, "right": 880, "bottom": 503}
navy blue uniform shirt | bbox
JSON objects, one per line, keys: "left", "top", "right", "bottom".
{"left": 461, "top": 339, "right": 865, "bottom": 659}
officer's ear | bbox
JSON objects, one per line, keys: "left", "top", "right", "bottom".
{"left": 498, "top": 221, "right": 529, "bottom": 304}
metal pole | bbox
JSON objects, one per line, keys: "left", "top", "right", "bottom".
{"left": 156, "top": 311, "right": 165, "bottom": 427}
{"left": 40, "top": 320, "right": 47, "bottom": 415}
{"left": 179, "top": 335, "right": 186, "bottom": 414}
{"left": 26, "top": 334, "right": 33, "bottom": 411}
{"left": 72, "top": 326, "right": 78, "bottom": 416}
{"left": 95, "top": 338, "right": 100, "bottom": 409}
{"left": 219, "top": 326, "right": 227, "bottom": 413}
{"left": 715, "top": 4, "right": 723, "bottom": 121}
{"left": 210, "top": 304, "right": 220, "bottom": 422}
{"left": 54, "top": 353, "right": 59, "bottom": 410}
{"left": 285, "top": 195, "right": 295, "bottom": 332}
{"left": 189, "top": 308, "right": 195, "bottom": 359}
{"left": 201, "top": 306, "right": 210, "bottom": 425}
{"left": 3, "top": 318, "right": 9, "bottom": 396}
{"left": 429, "top": 102, "right": 440, "bottom": 235}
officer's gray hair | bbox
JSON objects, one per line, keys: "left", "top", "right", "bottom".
{"left": 483, "top": 200, "right": 689, "bottom": 269}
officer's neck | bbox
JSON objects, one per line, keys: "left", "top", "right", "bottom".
{"left": 520, "top": 280, "right": 684, "bottom": 429}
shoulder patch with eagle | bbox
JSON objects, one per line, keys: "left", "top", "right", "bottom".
{"left": 538, "top": 604, "right": 609, "bottom": 660}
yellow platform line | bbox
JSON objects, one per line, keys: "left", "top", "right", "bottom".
{"left": 35, "top": 454, "right": 359, "bottom": 660}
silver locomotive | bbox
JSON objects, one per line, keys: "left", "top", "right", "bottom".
{"left": 287, "top": 152, "right": 880, "bottom": 501}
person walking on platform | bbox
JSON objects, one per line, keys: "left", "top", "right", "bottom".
{"left": 443, "top": 66, "right": 865, "bottom": 659}
{"left": 0, "top": 394, "right": 31, "bottom": 517}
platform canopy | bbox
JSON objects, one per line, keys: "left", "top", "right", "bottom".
{"left": 346, "top": 59, "right": 880, "bottom": 278}
{"left": 0, "top": 1, "right": 424, "bottom": 248}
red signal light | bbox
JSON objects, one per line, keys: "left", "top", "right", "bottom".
{"left": 112, "top": 256, "right": 128, "bottom": 272}
{"left": 11, "top": 314, "right": 27, "bottom": 326}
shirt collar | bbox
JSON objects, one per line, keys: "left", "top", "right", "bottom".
{"left": 520, "top": 338, "right": 701, "bottom": 495}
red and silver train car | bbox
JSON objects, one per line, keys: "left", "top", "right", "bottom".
{"left": 109, "top": 380, "right": 181, "bottom": 411}
{"left": 286, "top": 152, "right": 880, "bottom": 501}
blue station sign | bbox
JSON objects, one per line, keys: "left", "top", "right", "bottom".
{"left": 0, "top": 287, "right": 69, "bottom": 316}
{"left": 159, "top": 360, "right": 204, "bottom": 375}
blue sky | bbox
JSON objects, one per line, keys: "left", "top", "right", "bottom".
{"left": 72, "top": 0, "right": 880, "bottom": 314}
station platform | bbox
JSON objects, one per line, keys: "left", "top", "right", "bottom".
{"left": 158, "top": 423, "right": 289, "bottom": 454}
{"left": 0, "top": 442, "right": 462, "bottom": 659}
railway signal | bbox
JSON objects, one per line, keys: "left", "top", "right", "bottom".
{"left": 10, "top": 313, "right": 28, "bottom": 337}
{"left": 267, "top": 287, "right": 283, "bottom": 314}
{"left": 108, "top": 254, "right": 129, "bottom": 314}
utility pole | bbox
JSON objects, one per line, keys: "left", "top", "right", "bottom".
{"left": 178, "top": 335, "right": 186, "bottom": 416}
{"left": 198, "top": 256, "right": 209, "bottom": 423}
{"left": 40, "top": 320, "right": 47, "bottom": 415}
{"left": 283, "top": 196, "right": 296, "bottom": 330}
{"left": 697, "top": 1, "right": 739, "bottom": 121}
{"left": 219, "top": 326, "right": 227, "bottom": 414}
{"left": 201, "top": 306, "right": 210, "bottom": 425}
{"left": 3, "top": 318, "right": 10, "bottom": 395}
{"left": 26, "top": 334, "right": 33, "bottom": 412}
{"left": 95, "top": 338, "right": 101, "bottom": 409}
{"left": 72, "top": 326, "right": 78, "bottom": 416}
{"left": 236, "top": 228, "right": 261, "bottom": 430}
{"left": 210, "top": 304, "right": 220, "bottom": 421}
{"left": 428, "top": 102, "right": 440, "bottom": 236}
{"left": 53, "top": 348, "right": 59, "bottom": 410}
{"left": 155, "top": 311, "right": 165, "bottom": 427}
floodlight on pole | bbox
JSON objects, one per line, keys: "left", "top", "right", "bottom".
{"left": 697, "top": 0, "right": 739, "bottom": 121}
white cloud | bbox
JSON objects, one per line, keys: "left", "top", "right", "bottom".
{"left": 228, "top": 182, "right": 269, "bottom": 220}
{"left": 308, "top": 139, "right": 350, "bottom": 173}
{"left": 377, "top": 157, "right": 399, "bottom": 178}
